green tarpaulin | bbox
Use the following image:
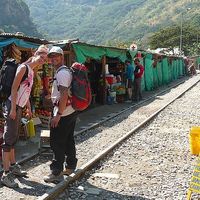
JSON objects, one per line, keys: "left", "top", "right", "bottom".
{"left": 139, "top": 59, "right": 145, "bottom": 91}
{"left": 156, "top": 61, "right": 163, "bottom": 86}
{"left": 173, "top": 59, "right": 178, "bottom": 80}
{"left": 72, "top": 43, "right": 128, "bottom": 63}
{"left": 143, "top": 57, "right": 185, "bottom": 91}
{"left": 128, "top": 50, "right": 137, "bottom": 60}
{"left": 105, "top": 48, "right": 127, "bottom": 62}
{"left": 144, "top": 54, "right": 154, "bottom": 91}
{"left": 152, "top": 65, "right": 159, "bottom": 88}
{"left": 197, "top": 57, "right": 200, "bottom": 65}
{"left": 161, "top": 58, "right": 170, "bottom": 84}
{"left": 72, "top": 43, "right": 105, "bottom": 63}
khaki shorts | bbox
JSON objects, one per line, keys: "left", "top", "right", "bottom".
{"left": 2, "top": 100, "right": 22, "bottom": 152}
{"left": 126, "top": 79, "right": 133, "bottom": 89}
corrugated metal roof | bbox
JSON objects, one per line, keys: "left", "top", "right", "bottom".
{"left": 0, "top": 33, "right": 50, "bottom": 44}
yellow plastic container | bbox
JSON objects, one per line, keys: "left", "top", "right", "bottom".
{"left": 27, "top": 119, "right": 35, "bottom": 138}
{"left": 189, "top": 127, "right": 200, "bottom": 155}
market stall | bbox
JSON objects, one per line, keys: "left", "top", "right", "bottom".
{"left": 0, "top": 34, "right": 189, "bottom": 150}
{"left": 71, "top": 42, "right": 130, "bottom": 105}
{"left": 0, "top": 33, "right": 51, "bottom": 148}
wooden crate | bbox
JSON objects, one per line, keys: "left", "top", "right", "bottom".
{"left": 116, "top": 95, "right": 125, "bottom": 103}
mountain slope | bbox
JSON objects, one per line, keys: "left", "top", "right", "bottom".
{"left": 0, "top": 0, "right": 40, "bottom": 37}
{"left": 24, "top": 0, "right": 200, "bottom": 46}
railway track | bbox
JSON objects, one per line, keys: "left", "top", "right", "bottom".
{"left": 0, "top": 75, "right": 199, "bottom": 200}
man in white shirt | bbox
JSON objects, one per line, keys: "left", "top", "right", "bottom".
{"left": 44, "top": 46, "right": 78, "bottom": 183}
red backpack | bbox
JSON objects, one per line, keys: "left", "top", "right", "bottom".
{"left": 57, "top": 62, "right": 92, "bottom": 111}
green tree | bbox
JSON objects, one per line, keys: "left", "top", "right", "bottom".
{"left": 149, "top": 24, "right": 200, "bottom": 56}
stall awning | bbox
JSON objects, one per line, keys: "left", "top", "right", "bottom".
{"left": 197, "top": 57, "right": 200, "bottom": 65}
{"left": 128, "top": 50, "right": 137, "bottom": 60}
{"left": 0, "top": 38, "right": 40, "bottom": 49}
{"left": 105, "top": 48, "right": 127, "bottom": 62}
{"left": 0, "top": 38, "right": 43, "bottom": 64}
{"left": 72, "top": 43, "right": 128, "bottom": 63}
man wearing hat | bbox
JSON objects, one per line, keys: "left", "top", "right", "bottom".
{"left": 133, "top": 58, "right": 144, "bottom": 102}
{"left": 44, "top": 46, "right": 78, "bottom": 183}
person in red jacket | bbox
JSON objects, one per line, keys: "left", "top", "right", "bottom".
{"left": 133, "top": 58, "right": 144, "bottom": 102}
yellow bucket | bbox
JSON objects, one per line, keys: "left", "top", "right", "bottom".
{"left": 189, "top": 127, "right": 200, "bottom": 155}
{"left": 27, "top": 119, "right": 35, "bottom": 138}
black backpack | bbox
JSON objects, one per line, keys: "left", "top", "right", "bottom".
{"left": 0, "top": 59, "right": 28, "bottom": 102}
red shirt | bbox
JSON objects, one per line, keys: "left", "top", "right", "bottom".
{"left": 134, "top": 64, "right": 144, "bottom": 78}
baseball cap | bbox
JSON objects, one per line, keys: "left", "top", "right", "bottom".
{"left": 48, "top": 46, "right": 63, "bottom": 56}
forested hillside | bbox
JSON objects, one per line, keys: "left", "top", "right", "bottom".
{"left": 0, "top": 0, "right": 40, "bottom": 37}
{"left": 24, "top": 0, "right": 200, "bottom": 47}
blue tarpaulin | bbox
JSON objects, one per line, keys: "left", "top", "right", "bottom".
{"left": 0, "top": 38, "right": 39, "bottom": 49}
{"left": 0, "top": 38, "right": 41, "bottom": 65}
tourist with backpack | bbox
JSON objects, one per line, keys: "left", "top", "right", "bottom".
{"left": 44, "top": 46, "right": 79, "bottom": 183}
{"left": 1, "top": 45, "right": 48, "bottom": 188}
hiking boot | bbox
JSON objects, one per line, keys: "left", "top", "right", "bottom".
{"left": 10, "top": 163, "right": 27, "bottom": 177}
{"left": 62, "top": 168, "right": 75, "bottom": 176}
{"left": 1, "top": 172, "right": 19, "bottom": 188}
{"left": 44, "top": 173, "right": 64, "bottom": 183}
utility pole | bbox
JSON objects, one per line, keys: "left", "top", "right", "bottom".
{"left": 179, "top": 8, "right": 191, "bottom": 56}
{"left": 179, "top": 13, "right": 183, "bottom": 56}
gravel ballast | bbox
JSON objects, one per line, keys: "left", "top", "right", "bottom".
{"left": 60, "top": 79, "right": 200, "bottom": 199}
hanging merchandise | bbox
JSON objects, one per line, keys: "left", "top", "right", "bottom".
{"left": 11, "top": 44, "right": 21, "bottom": 63}
{"left": 32, "top": 72, "right": 42, "bottom": 109}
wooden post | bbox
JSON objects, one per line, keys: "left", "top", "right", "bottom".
{"left": 102, "top": 56, "right": 106, "bottom": 104}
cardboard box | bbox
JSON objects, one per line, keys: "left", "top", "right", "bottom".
{"left": 40, "top": 129, "right": 50, "bottom": 148}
